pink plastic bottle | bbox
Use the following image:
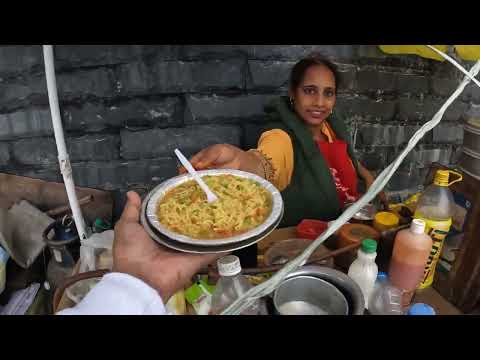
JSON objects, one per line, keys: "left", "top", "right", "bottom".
{"left": 388, "top": 219, "right": 433, "bottom": 308}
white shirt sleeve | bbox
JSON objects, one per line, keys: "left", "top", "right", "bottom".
{"left": 57, "top": 272, "right": 168, "bottom": 315}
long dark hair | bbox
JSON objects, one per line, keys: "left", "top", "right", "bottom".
{"left": 289, "top": 52, "right": 340, "bottom": 94}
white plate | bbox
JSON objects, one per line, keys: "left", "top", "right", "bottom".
{"left": 145, "top": 169, "right": 283, "bottom": 246}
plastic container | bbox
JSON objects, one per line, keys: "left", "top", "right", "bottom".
{"left": 407, "top": 303, "right": 436, "bottom": 315}
{"left": 389, "top": 219, "right": 433, "bottom": 308}
{"left": 373, "top": 212, "right": 400, "bottom": 233}
{"left": 414, "top": 170, "right": 462, "bottom": 288}
{"left": 368, "top": 272, "right": 403, "bottom": 315}
{"left": 296, "top": 219, "right": 328, "bottom": 240}
{"left": 210, "top": 255, "right": 267, "bottom": 315}
{"left": 336, "top": 223, "right": 380, "bottom": 269}
{"left": 0, "top": 245, "right": 9, "bottom": 295}
{"left": 347, "top": 239, "right": 378, "bottom": 310}
{"left": 166, "top": 289, "right": 187, "bottom": 315}
{"left": 185, "top": 278, "right": 215, "bottom": 315}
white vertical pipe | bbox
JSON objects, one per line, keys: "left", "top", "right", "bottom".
{"left": 42, "top": 45, "right": 88, "bottom": 241}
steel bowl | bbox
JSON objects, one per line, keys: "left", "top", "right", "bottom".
{"left": 145, "top": 169, "right": 283, "bottom": 247}
{"left": 263, "top": 238, "right": 334, "bottom": 268}
{"left": 277, "top": 265, "right": 365, "bottom": 315}
{"left": 345, "top": 202, "right": 378, "bottom": 221}
{"left": 274, "top": 275, "right": 349, "bottom": 315}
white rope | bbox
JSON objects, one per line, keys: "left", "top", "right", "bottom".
{"left": 221, "top": 50, "right": 480, "bottom": 315}
{"left": 427, "top": 45, "right": 480, "bottom": 89}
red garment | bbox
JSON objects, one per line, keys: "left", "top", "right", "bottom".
{"left": 315, "top": 139, "right": 359, "bottom": 207}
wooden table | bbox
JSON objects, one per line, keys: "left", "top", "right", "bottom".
{"left": 56, "top": 226, "right": 462, "bottom": 315}
{"left": 413, "top": 287, "right": 462, "bottom": 315}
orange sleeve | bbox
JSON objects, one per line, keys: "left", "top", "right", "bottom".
{"left": 256, "top": 129, "right": 294, "bottom": 191}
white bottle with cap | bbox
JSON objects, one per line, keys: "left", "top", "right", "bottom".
{"left": 210, "top": 255, "right": 266, "bottom": 315}
{"left": 347, "top": 238, "right": 378, "bottom": 310}
{"left": 389, "top": 219, "right": 433, "bottom": 308}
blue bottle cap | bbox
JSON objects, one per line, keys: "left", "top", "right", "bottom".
{"left": 377, "top": 272, "right": 388, "bottom": 282}
{"left": 407, "top": 303, "right": 436, "bottom": 315}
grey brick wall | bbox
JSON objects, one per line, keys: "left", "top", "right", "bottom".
{"left": 0, "top": 45, "right": 476, "bottom": 195}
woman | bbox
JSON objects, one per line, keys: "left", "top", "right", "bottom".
{"left": 183, "top": 53, "right": 385, "bottom": 227}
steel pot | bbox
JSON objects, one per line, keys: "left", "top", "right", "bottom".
{"left": 273, "top": 275, "right": 349, "bottom": 315}
{"left": 274, "top": 265, "right": 365, "bottom": 315}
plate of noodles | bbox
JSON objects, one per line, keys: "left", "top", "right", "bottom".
{"left": 140, "top": 193, "right": 283, "bottom": 254}
{"left": 145, "top": 169, "right": 284, "bottom": 246}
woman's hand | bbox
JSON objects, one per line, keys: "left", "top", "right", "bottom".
{"left": 364, "top": 175, "right": 389, "bottom": 209}
{"left": 179, "top": 144, "right": 245, "bottom": 173}
{"left": 113, "top": 191, "right": 222, "bottom": 302}
{"left": 179, "top": 144, "right": 266, "bottom": 179}
{"left": 358, "top": 162, "right": 389, "bottom": 209}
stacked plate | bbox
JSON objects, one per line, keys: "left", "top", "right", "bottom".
{"left": 460, "top": 118, "right": 480, "bottom": 181}
{"left": 140, "top": 169, "right": 284, "bottom": 254}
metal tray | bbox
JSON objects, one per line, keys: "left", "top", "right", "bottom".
{"left": 141, "top": 184, "right": 284, "bottom": 254}
{"left": 145, "top": 169, "right": 283, "bottom": 246}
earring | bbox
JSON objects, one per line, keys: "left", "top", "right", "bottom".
{"left": 289, "top": 97, "right": 294, "bottom": 106}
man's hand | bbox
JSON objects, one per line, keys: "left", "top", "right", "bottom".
{"left": 113, "top": 191, "right": 221, "bottom": 301}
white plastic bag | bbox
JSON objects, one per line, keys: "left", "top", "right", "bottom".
{"left": 66, "top": 230, "right": 114, "bottom": 305}
{"left": 66, "top": 278, "right": 102, "bottom": 305}
{"left": 78, "top": 230, "right": 114, "bottom": 274}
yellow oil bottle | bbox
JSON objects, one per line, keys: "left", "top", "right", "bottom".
{"left": 413, "top": 170, "right": 462, "bottom": 289}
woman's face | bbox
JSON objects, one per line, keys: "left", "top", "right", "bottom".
{"left": 290, "top": 64, "right": 336, "bottom": 126}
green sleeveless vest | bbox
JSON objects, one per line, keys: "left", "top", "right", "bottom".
{"left": 262, "top": 97, "right": 359, "bottom": 227}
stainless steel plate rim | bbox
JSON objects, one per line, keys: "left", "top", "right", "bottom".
{"left": 145, "top": 169, "right": 283, "bottom": 246}
{"left": 459, "top": 148, "right": 480, "bottom": 181}
{"left": 142, "top": 210, "right": 283, "bottom": 254}
{"left": 462, "top": 147, "right": 480, "bottom": 159}
{"left": 464, "top": 123, "right": 480, "bottom": 135}
{"left": 466, "top": 117, "right": 480, "bottom": 130}
{"left": 345, "top": 202, "right": 377, "bottom": 221}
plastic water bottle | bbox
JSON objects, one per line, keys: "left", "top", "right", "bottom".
{"left": 348, "top": 239, "right": 378, "bottom": 309}
{"left": 368, "top": 272, "right": 403, "bottom": 315}
{"left": 210, "top": 255, "right": 267, "bottom": 315}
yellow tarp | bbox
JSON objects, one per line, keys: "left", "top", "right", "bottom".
{"left": 379, "top": 45, "right": 480, "bottom": 61}
{"left": 454, "top": 45, "right": 480, "bottom": 61}
{"left": 379, "top": 45, "right": 448, "bottom": 61}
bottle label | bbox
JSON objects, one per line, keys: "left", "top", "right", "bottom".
{"left": 415, "top": 216, "right": 452, "bottom": 289}
{"left": 53, "top": 249, "right": 63, "bottom": 263}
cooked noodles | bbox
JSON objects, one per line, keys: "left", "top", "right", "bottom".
{"left": 156, "top": 174, "right": 272, "bottom": 239}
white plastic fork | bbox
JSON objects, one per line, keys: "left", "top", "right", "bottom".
{"left": 174, "top": 148, "right": 219, "bottom": 203}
